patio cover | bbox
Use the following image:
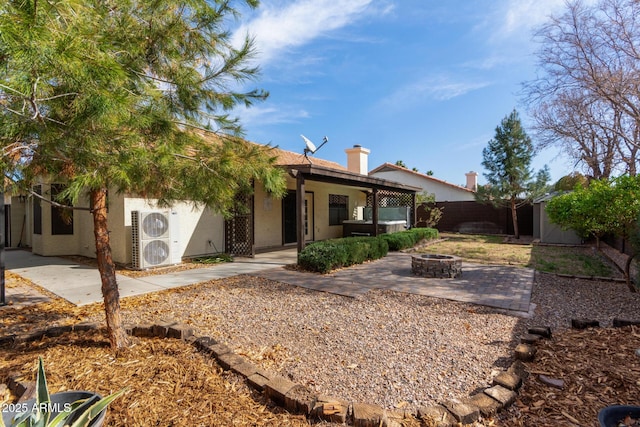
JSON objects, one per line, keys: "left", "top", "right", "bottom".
{"left": 282, "top": 163, "right": 422, "bottom": 252}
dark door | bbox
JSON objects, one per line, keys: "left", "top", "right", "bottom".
{"left": 283, "top": 191, "right": 297, "bottom": 244}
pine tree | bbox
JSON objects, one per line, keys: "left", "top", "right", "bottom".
{"left": 476, "top": 109, "right": 549, "bottom": 239}
{"left": 0, "top": 0, "right": 286, "bottom": 350}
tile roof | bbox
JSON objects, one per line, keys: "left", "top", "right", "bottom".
{"left": 270, "top": 146, "right": 348, "bottom": 171}
{"left": 194, "top": 130, "right": 348, "bottom": 172}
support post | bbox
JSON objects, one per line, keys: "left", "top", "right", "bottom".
{"left": 411, "top": 192, "right": 417, "bottom": 228}
{"left": 296, "top": 174, "right": 306, "bottom": 253}
{"left": 372, "top": 188, "right": 379, "bottom": 237}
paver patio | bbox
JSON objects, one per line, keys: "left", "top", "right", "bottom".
{"left": 254, "top": 251, "right": 534, "bottom": 315}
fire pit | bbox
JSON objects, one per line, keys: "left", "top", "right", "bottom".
{"left": 411, "top": 254, "right": 462, "bottom": 278}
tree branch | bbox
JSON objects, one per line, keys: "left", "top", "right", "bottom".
{"left": 28, "top": 189, "right": 92, "bottom": 211}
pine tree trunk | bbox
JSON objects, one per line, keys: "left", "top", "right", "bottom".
{"left": 91, "top": 188, "right": 129, "bottom": 350}
{"left": 511, "top": 197, "right": 520, "bottom": 239}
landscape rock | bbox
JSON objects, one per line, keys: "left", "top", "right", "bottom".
{"left": 520, "top": 333, "right": 543, "bottom": 344}
{"left": 215, "top": 352, "right": 246, "bottom": 371}
{"left": 417, "top": 405, "right": 456, "bottom": 427}
{"left": 538, "top": 374, "right": 565, "bottom": 389}
{"left": 352, "top": 402, "right": 385, "bottom": 427}
{"left": 468, "top": 392, "right": 501, "bottom": 417}
{"left": 441, "top": 400, "right": 480, "bottom": 424}
{"left": 571, "top": 318, "right": 600, "bottom": 329}
{"left": 484, "top": 385, "right": 517, "bottom": 406}
{"left": 264, "top": 375, "right": 297, "bottom": 407}
{"left": 493, "top": 371, "right": 522, "bottom": 391}
{"left": 514, "top": 343, "right": 537, "bottom": 361}
{"left": 613, "top": 318, "right": 640, "bottom": 327}
{"left": 167, "top": 323, "right": 193, "bottom": 340}
{"left": 284, "top": 384, "right": 316, "bottom": 415}
{"left": 229, "top": 360, "right": 261, "bottom": 378}
{"left": 246, "top": 372, "right": 271, "bottom": 391}
{"left": 311, "top": 395, "right": 349, "bottom": 424}
{"left": 131, "top": 324, "right": 154, "bottom": 337}
{"left": 44, "top": 325, "right": 73, "bottom": 337}
{"left": 528, "top": 326, "right": 552, "bottom": 338}
{"left": 508, "top": 360, "right": 529, "bottom": 380}
{"left": 382, "top": 409, "right": 412, "bottom": 427}
{"left": 151, "top": 322, "right": 171, "bottom": 338}
{"left": 72, "top": 322, "right": 99, "bottom": 332}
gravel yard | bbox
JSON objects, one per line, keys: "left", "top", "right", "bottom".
{"left": 3, "top": 242, "right": 640, "bottom": 426}
{"left": 88, "top": 266, "right": 639, "bottom": 418}
{"left": 78, "top": 276, "right": 522, "bottom": 413}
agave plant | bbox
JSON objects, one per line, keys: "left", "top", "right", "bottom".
{"left": 1, "top": 357, "right": 125, "bottom": 427}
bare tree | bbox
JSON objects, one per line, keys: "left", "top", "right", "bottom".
{"left": 530, "top": 93, "right": 615, "bottom": 178}
{"left": 524, "top": 0, "right": 640, "bottom": 177}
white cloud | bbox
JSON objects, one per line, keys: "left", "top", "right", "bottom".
{"left": 381, "top": 75, "right": 491, "bottom": 110}
{"left": 232, "top": 0, "right": 387, "bottom": 65}
{"left": 466, "top": 0, "right": 580, "bottom": 71}
{"left": 427, "top": 80, "right": 491, "bottom": 101}
{"left": 498, "top": 0, "right": 597, "bottom": 38}
{"left": 235, "top": 104, "right": 310, "bottom": 128}
{"left": 502, "top": 0, "right": 565, "bottom": 34}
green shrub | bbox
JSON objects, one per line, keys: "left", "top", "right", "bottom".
{"left": 381, "top": 232, "right": 413, "bottom": 251}
{"left": 298, "top": 236, "right": 388, "bottom": 273}
{"left": 381, "top": 227, "right": 439, "bottom": 251}
{"left": 298, "top": 241, "right": 349, "bottom": 273}
{"left": 297, "top": 228, "right": 438, "bottom": 273}
{"left": 343, "top": 236, "right": 388, "bottom": 265}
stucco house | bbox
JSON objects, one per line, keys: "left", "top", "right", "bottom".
{"left": 7, "top": 143, "right": 419, "bottom": 268}
{"left": 368, "top": 162, "right": 477, "bottom": 202}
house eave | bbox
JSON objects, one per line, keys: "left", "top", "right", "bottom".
{"left": 281, "top": 163, "right": 421, "bottom": 193}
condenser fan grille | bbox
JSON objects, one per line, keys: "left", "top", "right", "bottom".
{"left": 143, "top": 240, "right": 170, "bottom": 266}
{"left": 132, "top": 210, "right": 178, "bottom": 269}
{"left": 142, "top": 212, "right": 169, "bottom": 238}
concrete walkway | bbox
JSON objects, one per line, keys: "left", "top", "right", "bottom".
{"left": 4, "top": 249, "right": 298, "bottom": 306}
{"left": 3, "top": 248, "right": 534, "bottom": 315}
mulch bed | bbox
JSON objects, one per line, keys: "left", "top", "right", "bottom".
{"left": 499, "top": 326, "right": 640, "bottom": 426}
{"left": 0, "top": 330, "right": 311, "bottom": 427}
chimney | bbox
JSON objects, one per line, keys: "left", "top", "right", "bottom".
{"left": 345, "top": 144, "right": 370, "bottom": 175}
{"left": 465, "top": 171, "right": 478, "bottom": 191}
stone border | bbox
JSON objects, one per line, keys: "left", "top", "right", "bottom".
{"left": 7, "top": 318, "right": 636, "bottom": 425}
{"left": 0, "top": 321, "right": 544, "bottom": 427}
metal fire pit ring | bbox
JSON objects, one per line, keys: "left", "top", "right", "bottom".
{"left": 411, "top": 254, "right": 462, "bottom": 279}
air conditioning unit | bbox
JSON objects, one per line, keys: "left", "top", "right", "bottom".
{"left": 131, "top": 210, "right": 180, "bottom": 269}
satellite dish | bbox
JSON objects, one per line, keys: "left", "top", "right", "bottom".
{"left": 301, "top": 134, "right": 329, "bottom": 163}
{"left": 301, "top": 134, "right": 316, "bottom": 153}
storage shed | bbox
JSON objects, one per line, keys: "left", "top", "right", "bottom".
{"left": 533, "top": 193, "right": 583, "bottom": 245}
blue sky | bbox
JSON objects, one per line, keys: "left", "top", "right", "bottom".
{"left": 230, "top": 0, "right": 575, "bottom": 187}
